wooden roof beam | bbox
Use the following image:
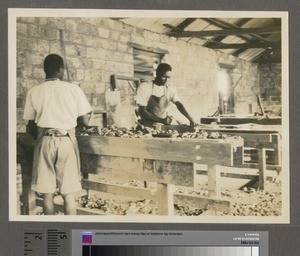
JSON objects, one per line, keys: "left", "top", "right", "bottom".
{"left": 203, "top": 18, "right": 252, "bottom": 47}
{"left": 208, "top": 41, "right": 281, "bottom": 50}
{"left": 168, "top": 26, "right": 281, "bottom": 38}
{"left": 203, "top": 18, "right": 273, "bottom": 43}
{"left": 176, "top": 18, "right": 197, "bottom": 30}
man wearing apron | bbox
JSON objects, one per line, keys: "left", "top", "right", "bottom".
{"left": 136, "top": 63, "right": 195, "bottom": 129}
{"left": 23, "top": 54, "right": 92, "bottom": 215}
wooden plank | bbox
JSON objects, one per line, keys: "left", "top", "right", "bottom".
{"left": 174, "top": 194, "right": 231, "bottom": 212}
{"left": 76, "top": 207, "right": 105, "bottom": 215}
{"left": 258, "top": 148, "right": 267, "bottom": 189}
{"left": 200, "top": 117, "right": 281, "bottom": 125}
{"left": 196, "top": 165, "right": 279, "bottom": 179}
{"left": 225, "top": 133, "right": 274, "bottom": 147}
{"left": 208, "top": 41, "right": 280, "bottom": 50}
{"left": 77, "top": 136, "right": 234, "bottom": 166}
{"left": 80, "top": 155, "right": 195, "bottom": 187}
{"left": 82, "top": 180, "right": 155, "bottom": 199}
{"left": 156, "top": 183, "right": 174, "bottom": 215}
{"left": 233, "top": 163, "right": 281, "bottom": 171}
{"left": 168, "top": 26, "right": 281, "bottom": 38}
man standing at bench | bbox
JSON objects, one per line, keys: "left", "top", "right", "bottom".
{"left": 136, "top": 63, "right": 195, "bottom": 130}
{"left": 23, "top": 54, "right": 92, "bottom": 215}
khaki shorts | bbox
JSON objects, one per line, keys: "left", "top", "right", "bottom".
{"left": 31, "top": 136, "right": 82, "bottom": 194}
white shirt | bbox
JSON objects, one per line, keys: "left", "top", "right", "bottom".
{"left": 136, "top": 81, "right": 180, "bottom": 107}
{"left": 23, "top": 80, "right": 92, "bottom": 130}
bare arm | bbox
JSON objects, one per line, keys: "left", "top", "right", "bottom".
{"left": 138, "top": 106, "right": 171, "bottom": 124}
{"left": 175, "top": 101, "right": 195, "bottom": 128}
{"left": 77, "top": 112, "right": 91, "bottom": 127}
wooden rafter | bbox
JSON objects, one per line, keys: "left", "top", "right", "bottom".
{"left": 203, "top": 18, "right": 273, "bottom": 42}
{"left": 209, "top": 41, "right": 281, "bottom": 50}
{"left": 203, "top": 18, "right": 252, "bottom": 47}
{"left": 168, "top": 26, "right": 281, "bottom": 38}
{"left": 176, "top": 18, "right": 197, "bottom": 30}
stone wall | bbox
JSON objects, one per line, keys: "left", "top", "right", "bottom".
{"left": 259, "top": 63, "right": 282, "bottom": 115}
{"left": 16, "top": 17, "right": 262, "bottom": 131}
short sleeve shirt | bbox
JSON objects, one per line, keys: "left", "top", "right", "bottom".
{"left": 136, "top": 81, "right": 180, "bottom": 107}
{"left": 23, "top": 80, "right": 92, "bottom": 130}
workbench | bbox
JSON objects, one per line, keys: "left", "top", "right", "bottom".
{"left": 17, "top": 130, "right": 278, "bottom": 216}
{"left": 77, "top": 135, "right": 243, "bottom": 215}
{"left": 196, "top": 124, "right": 281, "bottom": 166}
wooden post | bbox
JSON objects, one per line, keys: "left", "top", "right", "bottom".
{"left": 82, "top": 172, "right": 91, "bottom": 198}
{"left": 207, "top": 165, "right": 221, "bottom": 197}
{"left": 20, "top": 149, "right": 36, "bottom": 215}
{"left": 156, "top": 183, "right": 174, "bottom": 215}
{"left": 272, "top": 134, "right": 281, "bottom": 166}
{"left": 21, "top": 165, "right": 36, "bottom": 215}
{"left": 258, "top": 148, "right": 267, "bottom": 190}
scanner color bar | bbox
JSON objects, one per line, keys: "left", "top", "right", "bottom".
{"left": 82, "top": 246, "right": 259, "bottom": 256}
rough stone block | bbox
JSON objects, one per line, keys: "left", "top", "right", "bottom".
{"left": 81, "top": 59, "right": 93, "bottom": 69}
{"left": 97, "top": 49, "right": 105, "bottom": 59}
{"left": 33, "top": 67, "right": 45, "bottom": 80}
{"left": 75, "top": 69, "right": 84, "bottom": 81}
{"left": 42, "top": 27, "right": 58, "bottom": 40}
{"left": 82, "top": 35, "right": 96, "bottom": 47}
{"left": 37, "top": 39, "right": 50, "bottom": 53}
{"left": 111, "top": 31, "right": 120, "bottom": 41}
{"left": 67, "top": 57, "right": 81, "bottom": 68}
{"left": 105, "top": 51, "right": 123, "bottom": 62}
{"left": 98, "top": 27, "right": 110, "bottom": 39}
{"left": 27, "top": 24, "right": 40, "bottom": 38}
{"left": 17, "top": 23, "right": 28, "bottom": 35}
{"left": 119, "top": 34, "right": 131, "bottom": 43}
{"left": 123, "top": 54, "right": 133, "bottom": 64}
{"left": 65, "top": 18, "right": 78, "bottom": 32}
{"left": 77, "top": 22, "right": 98, "bottom": 36}
{"left": 73, "top": 45, "right": 85, "bottom": 57}
{"left": 93, "top": 59, "right": 105, "bottom": 70}
{"left": 65, "top": 44, "right": 76, "bottom": 56}
{"left": 46, "top": 18, "right": 66, "bottom": 30}
{"left": 86, "top": 47, "right": 97, "bottom": 58}
{"left": 132, "top": 35, "right": 145, "bottom": 45}
{"left": 117, "top": 43, "right": 128, "bottom": 52}
{"left": 17, "top": 17, "right": 36, "bottom": 24}
{"left": 17, "top": 37, "right": 37, "bottom": 51}
{"left": 50, "top": 41, "right": 62, "bottom": 54}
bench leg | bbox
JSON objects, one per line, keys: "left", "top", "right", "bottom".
{"left": 157, "top": 183, "right": 174, "bottom": 215}
{"left": 258, "top": 148, "right": 267, "bottom": 190}
{"left": 207, "top": 165, "right": 221, "bottom": 197}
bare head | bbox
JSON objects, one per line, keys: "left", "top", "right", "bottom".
{"left": 44, "top": 54, "right": 65, "bottom": 80}
{"left": 155, "top": 63, "right": 172, "bottom": 86}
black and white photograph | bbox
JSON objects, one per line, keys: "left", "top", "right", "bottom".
{"left": 9, "top": 9, "right": 289, "bottom": 223}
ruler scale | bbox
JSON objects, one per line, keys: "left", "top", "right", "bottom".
{"left": 47, "top": 230, "right": 69, "bottom": 256}
{"left": 24, "top": 230, "right": 69, "bottom": 256}
{"left": 23, "top": 231, "right": 46, "bottom": 256}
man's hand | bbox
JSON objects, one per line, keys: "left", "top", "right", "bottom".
{"left": 163, "top": 116, "right": 173, "bottom": 125}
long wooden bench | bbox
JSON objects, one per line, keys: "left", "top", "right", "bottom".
{"left": 77, "top": 135, "right": 243, "bottom": 215}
